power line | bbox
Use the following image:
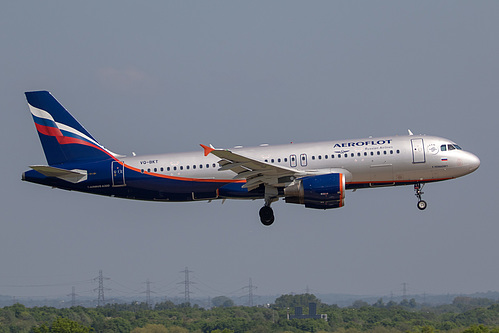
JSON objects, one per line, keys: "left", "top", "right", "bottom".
{"left": 67, "top": 286, "right": 78, "bottom": 307}
{"left": 94, "top": 270, "right": 110, "bottom": 307}
{"left": 144, "top": 280, "right": 155, "bottom": 307}
{"left": 0, "top": 279, "right": 93, "bottom": 288}
{"left": 242, "top": 278, "right": 257, "bottom": 307}
{"left": 178, "top": 267, "right": 194, "bottom": 303}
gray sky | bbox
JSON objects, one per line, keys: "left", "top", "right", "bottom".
{"left": 1, "top": 1, "right": 498, "bottom": 302}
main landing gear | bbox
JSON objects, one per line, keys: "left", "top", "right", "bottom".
{"left": 259, "top": 205, "right": 274, "bottom": 226}
{"left": 414, "top": 183, "right": 427, "bottom": 210}
{"left": 260, "top": 185, "right": 278, "bottom": 226}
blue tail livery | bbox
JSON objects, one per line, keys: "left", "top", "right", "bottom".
{"left": 26, "top": 91, "right": 117, "bottom": 165}
{"left": 23, "top": 91, "right": 480, "bottom": 226}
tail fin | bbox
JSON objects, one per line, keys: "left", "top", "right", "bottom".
{"left": 25, "top": 91, "right": 118, "bottom": 165}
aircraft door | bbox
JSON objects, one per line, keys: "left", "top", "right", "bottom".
{"left": 290, "top": 154, "right": 297, "bottom": 168}
{"left": 411, "top": 138, "right": 426, "bottom": 163}
{"left": 300, "top": 154, "right": 308, "bottom": 167}
{"left": 112, "top": 161, "right": 126, "bottom": 186}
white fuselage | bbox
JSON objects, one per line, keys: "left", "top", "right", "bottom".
{"left": 122, "top": 134, "right": 480, "bottom": 190}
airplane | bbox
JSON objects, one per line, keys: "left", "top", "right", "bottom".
{"left": 22, "top": 91, "right": 480, "bottom": 226}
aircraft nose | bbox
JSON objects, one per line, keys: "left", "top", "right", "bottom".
{"left": 466, "top": 152, "right": 480, "bottom": 172}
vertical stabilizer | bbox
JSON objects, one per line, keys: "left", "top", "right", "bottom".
{"left": 25, "top": 91, "right": 117, "bottom": 165}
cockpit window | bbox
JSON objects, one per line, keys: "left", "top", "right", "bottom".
{"left": 442, "top": 144, "right": 462, "bottom": 151}
{"left": 447, "top": 144, "right": 462, "bottom": 151}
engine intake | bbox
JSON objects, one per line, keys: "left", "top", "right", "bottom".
{"left": 284, "top": 173, "right": 345, "bottom": 209}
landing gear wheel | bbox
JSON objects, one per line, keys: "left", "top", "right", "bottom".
{"left": 259, "top": 206, "right": 275, "bottom": 226}
{"left": 414, "top": 183, "right": 427, "bottom": 211}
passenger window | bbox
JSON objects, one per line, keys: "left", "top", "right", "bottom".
{"left": 318, "top": 155, "right": 322, "bottom": 160}
{"left": 174, "top": 167, "right": 177, "bottom": 171}
{"left": 383, "top": 150, "right": 387, "bottom": 155}
{"left": 338, "top": 154, "right": 341, "bottom": 158}
{"left": 344, "top": 154, "right": 348, "bottom": 158}
{"left": 147, "top": 168, "right": 151, "bottom": 172}
{"left": 396, "top": 150, "right": 400, "bottom": 154}
{"left": 186, "top": 166, "right": 190, "bottom": 170}
{"left": 193, "top": 165, "right": 196, "bottom": 169}
{"left": 312, "top": 156, "right": 315, "bottom": 160}
{"left": 364, "top": 152, "right": 367, "bottom": 156}
{"left": 167, "top": 167, "right": 170, "bottom": 171}
{"left": 141, "top": 169, "right": 144, "bottom": 173}
{"left": 160, "top": 167, "right": 164, "bottom": 172}
{"left": 199, "top": 164, "right": 203, "bottom": 169}
{"left": 206, "top": 164, "right": 209, "bottom": 168}
{"left": 390, "top": 150, "right": 393, "bottom": 154}
{"left": 351, "top": 153, "right": 354, "bottom": 157}
{"left": 271, "top": 159, "right": 275, "bottom": 163}
{"left": 213, "top": 163, "right": 216, "bottom": 168}
{"left": 180, "top": 166, "right": 183, "bottom": 170}
{"left": 154, "top": 168, "right": 157, "bottom": 172}
{"left": 284, "top": 158, "right": 288, "bottom": 162}
{"left": 278, "top": 158, "right": 281, "bottom": 163}
{"left": 370, "top": 152, "right": 374, "bottom": 156}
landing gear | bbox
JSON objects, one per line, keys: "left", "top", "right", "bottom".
{"left": 259, "top": 206, "right": 274, "bottom": 226}
{"left": 260, "top": 185, "right": 278, "bottom": 226}
{"left": 414, "top": 183, "right": 427, "bottom": 210}
{"left": 417, "top": 200, "right": 427, "bottom": 210}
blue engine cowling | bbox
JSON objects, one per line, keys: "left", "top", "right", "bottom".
{"left": 284, "top": 173, "right": 345, "bottom": 209}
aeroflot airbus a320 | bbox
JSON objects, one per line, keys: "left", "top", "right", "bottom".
{"left": 23, "top": 91, "right": 480, "bottom": 226}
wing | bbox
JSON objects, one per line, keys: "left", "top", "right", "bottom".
{"left": 200, "top": 144, "right": 299, "bottom": 191}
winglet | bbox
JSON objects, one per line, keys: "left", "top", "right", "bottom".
{"left": 200, "top": 144, "right": 215, "bottom": 156}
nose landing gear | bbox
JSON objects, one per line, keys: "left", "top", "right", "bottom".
{"left": 414, "top": 183, "right": 427, "bottom": 210}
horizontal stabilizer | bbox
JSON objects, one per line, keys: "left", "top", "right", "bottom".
{"left": 30, "top": 165, "right": 88, "bottom": 183}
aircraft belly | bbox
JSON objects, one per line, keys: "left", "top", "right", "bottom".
{"left": 122, "top": 174, "right": 224, "bottom": 201}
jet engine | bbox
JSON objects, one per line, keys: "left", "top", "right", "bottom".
{"left": 284, "top": 173, "right": 345, "bottom": 209}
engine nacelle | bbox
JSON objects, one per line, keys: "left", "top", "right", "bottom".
{"left": 284, "top": 173, "right": 345, "bottom": 209}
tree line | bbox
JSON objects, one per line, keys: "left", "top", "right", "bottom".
{"left": 0, "top": 294, "right": 498, "bottom": 333}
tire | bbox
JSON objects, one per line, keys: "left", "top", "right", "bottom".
{"left": 417, "top": 200, "right": 427, "bottom": 210}
{"left": 259, "top": 206, "right": 275, "bottom": 226}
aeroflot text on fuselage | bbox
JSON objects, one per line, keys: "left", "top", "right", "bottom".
{"left": 22, "top": 91, "right": 480, "bottom": 226}
{"left": 333, "top": 139, "right": 392, "bottom": 148}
